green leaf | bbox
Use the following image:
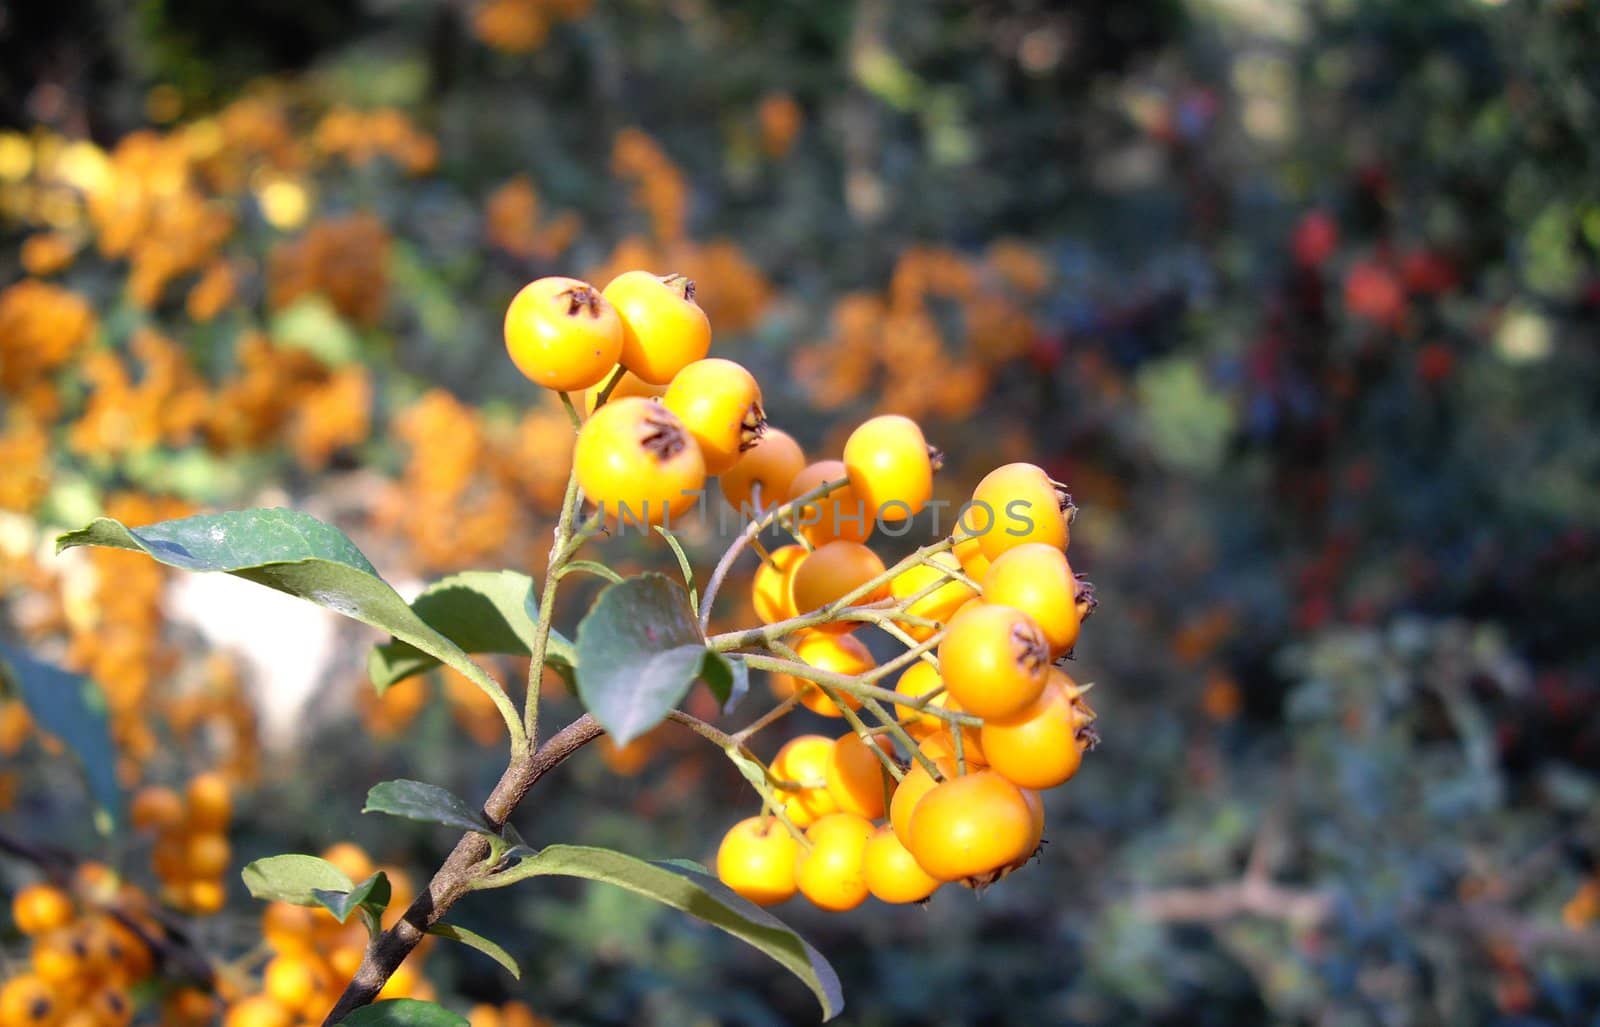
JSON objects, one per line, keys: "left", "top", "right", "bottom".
{"left": 482, "top": 844, "right": 843, "bottom": 1020}
{"left": 0, "top": 642, "right": 122, "bottom": 830}
{"left": 573, "top": 574, "right": 732, "bottom": 745}
{"left": 368, "top": 570, "right": 575, "bottom": 690}
{"left": 313, "top": 871, "right": 391, "bottom": 924}
{"left": 653, "top": 526, "right": 698, "bottom": 613}
{"left": 335, "top": 999, "right": 468, "bottom": 1027}
{"left": 701, "top": 652, "right": 749, "bottom": 713}
{"left": 56, "top": 510, "right": 518, "bottom": 737}
{"left": 242, "top": 855, "right": 355, "bottom": 905}
{"left": 425, "top": 923, "right": 520, "bottom": 979}
{"left": 363, "top": 779, "right": 493, "bottom": 836}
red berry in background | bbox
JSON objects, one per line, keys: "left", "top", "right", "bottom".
{"left": 1292, "top": 211, "right": 1339, "bottom": 268}
{"left": 1401, "top": 249, "right": 1457, "bottom": 296}
{"left": 1416, "top": 342, "right": 1454, "bottom": 384}
{"left": 1343, "top": 260, "right": 1407, "bottom": 328}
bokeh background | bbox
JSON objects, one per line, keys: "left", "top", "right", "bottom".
{"left": 3, "top": 0, "right": 1599, "bottom": 1023}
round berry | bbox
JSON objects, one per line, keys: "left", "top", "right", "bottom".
{"left": 662, "top": 358, "right": 765, "bottom": 475}
{"left": 602, "top": 271, "right": 712, "bottom": 385}
{"left": 573, "top": 397, "right": 706, "bottom": 527}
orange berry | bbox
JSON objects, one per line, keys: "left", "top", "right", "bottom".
{"left": 715, "top": 816, "right": 801, "bottom": 906}
{"left": 768, "top": 734, "right": 837, "bottom": 827}
{"left": 222, "top": 995, "right": 294, "bottom": 1027}
{"left": 794, "top": 812, "right": 874, "bottom": 912}
{"left": 979, "top": 670, "right": 1086, "bottom": 790}
{"left": 185, "top": 832, "right": 232, "bottom": 878}
{"left": 719, "top": 428, "right": 805, "bottom": 516}
{"left": 786, "top": 460, "right": 872, "bottom": 545}
{"left": 771, "top": 632, "right": 871, "bottom": 718}
{"left": 184, "top": 773, "right": 231, "bottom": 831}
{"left": 13, "top": 884, "right": 74, "bottom": 936}
{"left": 0, "top": 974, "right": 59, "bottom": 1025}
{"left": 863, "top": 825, "right": 942, "bottom": 904}
{"left": 573, "top": 396, "right": 706, "bottom": 527}
{"left": 264, "top": 952, "right": 332, "bottom": 1017}
{"left": 906, "top": 770, "right": 1035, "bottom": 882}
{"left": 503, "top": 276, "right": 624, "bottom": 392}
{"left": 184, "top": 879, "right": 226, "bottom": 915}
{"left": 982, "top": 543, "right": 1080, "bottom": 656}
{"left": 937, "top": 602, "right": 1050, "bottom": 720}
{"left": 319, "top": 842, "right": 375, "bottom": 884}
{"left": 825, "top": 733, "right": 891, "bottom": 819}
{"left": 892, "top": 661, "right": 949, "bottom": 737}
{"left": 969, "top": 462, "right": 1071, "bottom": 562}
{"left": 889, "top": 552, "right": 976, "bottom": 641}
{"left": 888, "top": 753, "right": 955, "bottom": 847}
{"left": 262, "top": 901, "right": 318, "bottom": 954}
{"left": 662, "top": 358, "right": 765, "bottom": 475}
{"left": 602, "top": 271, "right": 712, "bottom": 385}
{"left": 788, "top": 540, "right": 888, "bottom": 619}
{"left": 842, "top": 414, "right": 935, "bottom": 521}
{"left": 751, "top": 544, "right": 805, "bottom": 625}
{"left": 130, "top": 786, "right": 185, "bottom": 832}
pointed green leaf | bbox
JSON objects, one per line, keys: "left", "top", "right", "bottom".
{"left": 479, "top": 844, "right": 842, "bottom": 1020}
{"left": 335, "top": 999, "right": 468, "bottom": 1026}
{"left": 0, "top": 642, "right": 122, "bottom": 829}
{"left": 242, "top": 855, "right": 355, "bottom": 905}
{"left": 313, "top": 871, "right": 391, "bottom": 924}
{"left": 425, "top": 923, "right": 520, "bottom": 979}
{"left": 368, "top": 570, "right": 575, "bottom": 689}
{"left": 700, "top": 652, "right": 748, "bottom": 713}
{"left": 574, "top": 574, "right": 731, "bottom": 745}
{"left": 363, "top": 779, "right": 493, "bottom": 836}
{"left": 56, "top": 510, "right": 518, "bottom": 737}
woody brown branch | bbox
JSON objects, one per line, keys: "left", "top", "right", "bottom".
{"left": 321, "top": 713, "right": 603, "bottom": 1025}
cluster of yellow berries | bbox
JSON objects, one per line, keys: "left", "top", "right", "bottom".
{"left": 502, "top": 267, "right": 1098, "bottom": 913}
{"left": 1, "top": 872, "right": 158, "bottom": 1026}
{"left": 715, "top": 460, "right": 1096, "bottom": 911}
{"left": 225, "top": 843, "right": 428, "bottom": 1027}
{"left": 129, "top": 772, "right": 233, "bottom": 916}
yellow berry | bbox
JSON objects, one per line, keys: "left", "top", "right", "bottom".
{"left": 573, "top": 397, "right": 706, "bottom": 527}
{"left": 715, "top": 816, "right": 801, "bottom": 906}
{"left": 602, "top": 271, "right": 712, "bottom": 385}
{"left": 662, "top": 358, "right": 765, "bottom": 475}
{"left": 504, "top": 276, "right": 624, "bottom": 391}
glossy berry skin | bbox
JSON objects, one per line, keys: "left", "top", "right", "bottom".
{"left": 889, "top": 753, "right": 955, "bottom": 846}
{"left": 662, "top": 358, "right": 765, "bottom": 475}
{"left": 769, "top": 734, "right": 838, "bottom": 826}
{"left": 0, "top": 975, "right": 58, "bottom": 1025}
{"left": 504, "top": 276, "right": 624, "bottom": 392}
{"left": 969, "top": 462, "right": 1070, "bottom": 562}
{"left": 794, "top": 812, "right": 875, "bottom": 911}
{"left": 12, "top": 885, "right": 74, "bottom": 936}
{"left": 893, "top": 661, "right": 950, "bottom": 737}
{"left": 825, "top": 732, "right": 891, "bottom": 818}
{"left": 982, "top": 543, "right": 1081, "bottom": 655}
{"left": 843, "top": 414, "right": 935, "bottom": 521}
{"left": 890, "top": 552, "right": 976, "bottom": 641}
{"left": 788, "top": 540, "right": 889, "bottom": 621}
{"left": 864, "top": 825, "right": 943, "bottom": 904}
{"left": 264, "top": 952, "right": 333, "bottom": 1016}
{"left": 906, "top": 770, "right": 1036, "bottom": 882}
{"left": 720, "top": 428, "right": 805, "bottom": 516}
{"left": 602, "top": 271, "right": 712, "bottom": 385}
{"left": 937, "top": 602, "right": 1050, "bottom": 720}
{"left": 773, "top": 631, "right": 872, "bottom": 717}
{"left": 979, "top": 670, "right": 1086, "bottom": 790}
{"left": 574, "top": 397, "right": 706, "bottom": 527}
{"left": 786, "top": 460, "right": 872, "bottom": 545}
{"left": 715, "top": 816, "right": 801, "bottom": 906}
{"left": 751, "top": 544, "right": 805, "bottom": 624}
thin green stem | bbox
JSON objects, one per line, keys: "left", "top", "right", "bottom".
{"left": 526, "top": 466, "right": 584, "bottom": 743}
